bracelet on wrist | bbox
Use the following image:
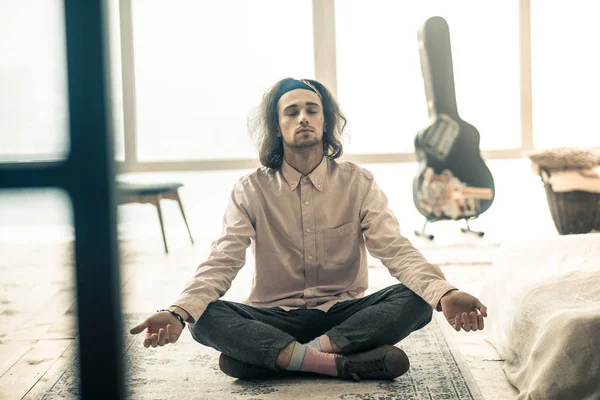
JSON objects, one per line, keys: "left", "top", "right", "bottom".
{"left": 158, "top": 309, "right": 186, "bottom": 328}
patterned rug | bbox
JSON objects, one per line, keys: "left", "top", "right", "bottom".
{"left": 44, "top": 313, "right": 484, "bottom": 400}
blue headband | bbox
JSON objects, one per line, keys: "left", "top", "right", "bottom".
{"left": 275, "top": 79, "right": 322, "bottom": 104}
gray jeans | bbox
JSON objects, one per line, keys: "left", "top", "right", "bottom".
{"left": 188, "top": 283, "right": 433, "bottom": 370}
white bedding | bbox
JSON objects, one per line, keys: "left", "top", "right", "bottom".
{"left": 481, "top": 233, "right": 600, "bottom": 399}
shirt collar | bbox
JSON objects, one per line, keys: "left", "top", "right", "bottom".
{"left": 281, "top": 156, "right": 327, "bottom": 192}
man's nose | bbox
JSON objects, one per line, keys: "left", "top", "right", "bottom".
{"left": 298, "top": 111, "right": 309, "bottom": 124}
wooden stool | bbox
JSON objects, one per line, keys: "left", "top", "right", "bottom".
{"left": 117, "top": 181, "right": 194, "bottom": 253}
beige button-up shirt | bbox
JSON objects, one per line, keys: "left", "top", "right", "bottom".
{"left": 173, "top": 157, "right": 457, "bottom": 322}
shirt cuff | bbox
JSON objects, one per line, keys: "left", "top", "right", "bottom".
{"left": 170, "top": 299, "right": 209, "bottom": 324}
{"left": 422, "top": 280, "right": 459, "bottom": 311}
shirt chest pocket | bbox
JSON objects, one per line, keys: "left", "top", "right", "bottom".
{"left": 324, "top": 221, "right": 360, "bottom": 265}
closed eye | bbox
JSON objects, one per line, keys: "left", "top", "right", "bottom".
{"left": 284, "top": 109, "right": 318, "bottom": 116}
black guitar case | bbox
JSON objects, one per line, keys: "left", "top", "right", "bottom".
{"left": 413, "top": 16, "right": 495, "bottom": 239}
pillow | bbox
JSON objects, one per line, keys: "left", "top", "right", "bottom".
{"left": 526, "top": 147, "right": 600, "bottom": 171}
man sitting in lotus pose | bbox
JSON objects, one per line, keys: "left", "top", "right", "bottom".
{"left": 130, "top": 78, "right": 488, "bottom": 381}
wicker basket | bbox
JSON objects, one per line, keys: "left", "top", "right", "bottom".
{"left": 540, "top": 168, "right": 600, "bottom": 235}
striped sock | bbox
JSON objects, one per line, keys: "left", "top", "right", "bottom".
{"left": 285, "top": 343, "right": 339, "bottom": 377}
{"left": 306, "top": 335, "right": 337, "bottom": 353}
{"left": 319, "top": 335, "right": 335, "bottom": 353}
{"left": 307, "top": 337, "right": 322, "bottom": 351}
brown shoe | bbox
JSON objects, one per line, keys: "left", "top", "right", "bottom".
{"left": 335, "top": 345, "right": 410, "bottom": 381}
{"left": 219, "top": 353, "right": 280, "bottom": 379}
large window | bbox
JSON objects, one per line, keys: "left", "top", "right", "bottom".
{"left": 335, "top": 0, "right": 521, "bottom": 155}
{"left": 131, "top": 0, "right": 314, "bottom": 161}
{"left": 0, "top": 1, "right": 125, "bottom": 162}
{"left": 9, "top": 2, "right": 595, "bottom": 170}
{"left": 531, "top": 0, "right": 600, "bottom": 148}
{"left": 0, "top": 0, "right": 69, "bottom": 161}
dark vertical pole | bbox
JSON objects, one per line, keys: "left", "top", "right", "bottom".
{"left": 63, "top": 1, "right": 124, "bottom": 398}
{"left": 0, "top": 0, "right": 125, "bottom": 397}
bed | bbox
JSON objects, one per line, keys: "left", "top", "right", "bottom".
{"left": 481, "top": 233, "right": 600, "bottom": 399}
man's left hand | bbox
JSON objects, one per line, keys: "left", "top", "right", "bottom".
{"left": 439, "top": 290, "right": 488, "bottom": 332}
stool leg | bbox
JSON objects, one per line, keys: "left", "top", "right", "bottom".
{"left": 175, "top": 190, "right": 194, "bottom": 245}
{"left": 155, "top": 198, "right": 169, "bottom": 254}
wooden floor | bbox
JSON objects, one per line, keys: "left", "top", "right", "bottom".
{"left": 0, "top": 241, "right": 190, "bottom": 400}
{"left": 0, "top": 242, "right": 516, "bottom": 400}
{"left": 0, "top": 158, "right": 553, "bottom": 399}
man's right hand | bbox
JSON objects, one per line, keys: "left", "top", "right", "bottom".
{"left": 129, "top": 311, "right": 185, "bottom": 348}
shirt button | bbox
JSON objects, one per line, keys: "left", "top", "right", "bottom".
{"left": 304, "top": 201, "right": 309, "bottom": 206}
{"left": 308, "top": 256, "right": 313, "bottom": 260}
{"left": 306, "top": 228, "right": 311, "bottom": 233}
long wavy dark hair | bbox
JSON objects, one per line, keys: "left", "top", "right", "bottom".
{"left": 249, "top": 78, "right": 348, "bottom": 169}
